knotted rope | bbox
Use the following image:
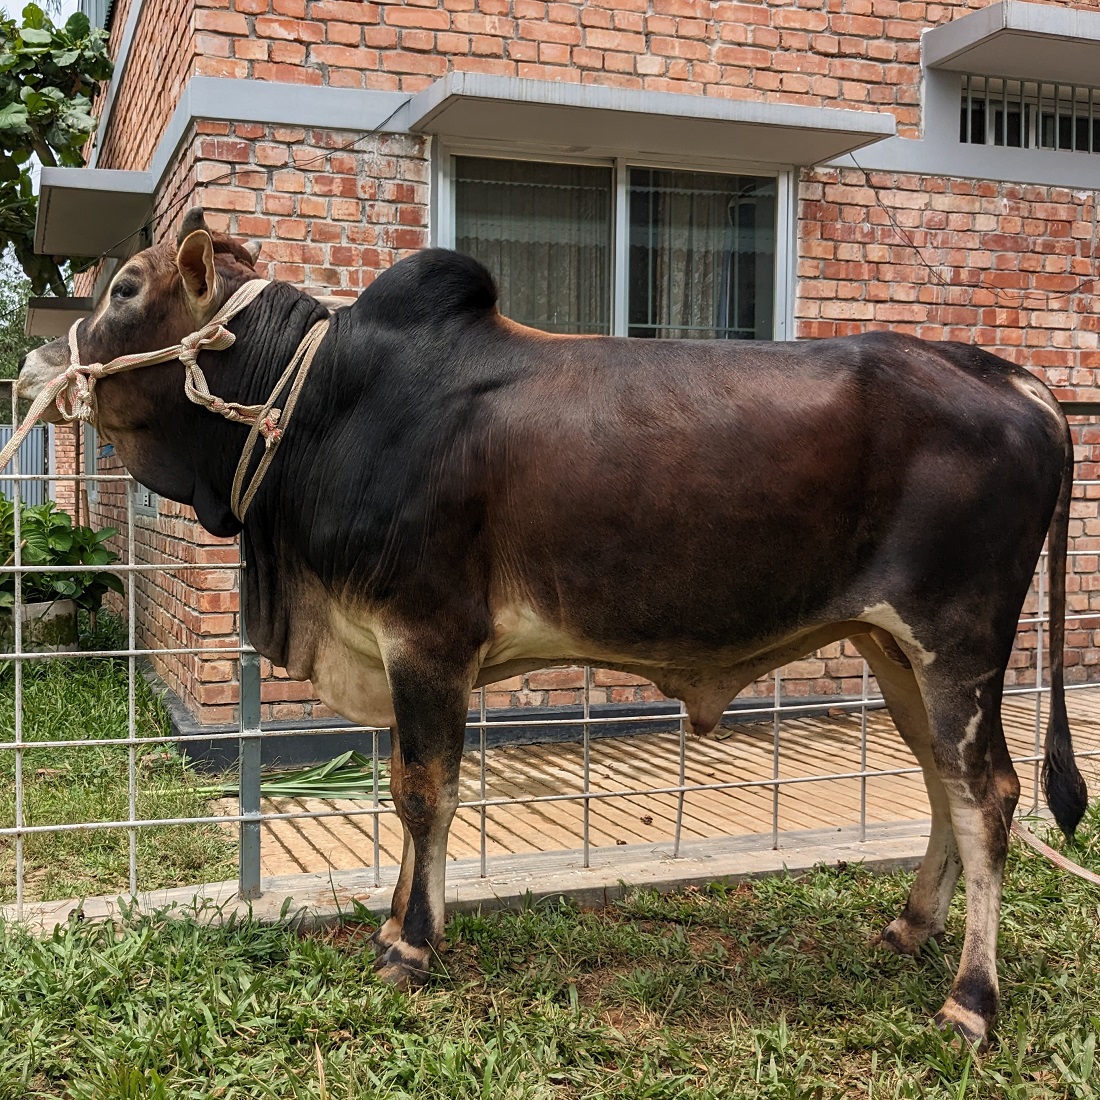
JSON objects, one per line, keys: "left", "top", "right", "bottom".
{"left": 0, "top": 277, "right": 329, "bottom": 522}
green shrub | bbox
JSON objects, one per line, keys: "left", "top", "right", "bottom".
{"left": 0, "top": 497, "right": 122, "bottom": 613}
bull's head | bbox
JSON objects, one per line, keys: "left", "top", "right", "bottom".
{"left": 18, "top": 208, "right": 268, "bottom": 532}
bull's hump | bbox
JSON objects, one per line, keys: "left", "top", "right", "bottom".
{"left": 353, "top": 249, "right": 497, "bottom": 329}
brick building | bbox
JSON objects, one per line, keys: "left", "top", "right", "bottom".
{"left": 26, "top": 0, "right": 1100, "bottom": 729}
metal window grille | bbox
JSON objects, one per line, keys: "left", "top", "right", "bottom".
{"left": 960, "top": 74, "right": 1100, "bottom": 153}
{"left": 1, "top": 395, "right": 1098, "bottom": 918}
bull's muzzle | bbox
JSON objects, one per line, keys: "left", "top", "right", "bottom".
{"left": 16, "top": 344, "right": 69, "bottom": 423}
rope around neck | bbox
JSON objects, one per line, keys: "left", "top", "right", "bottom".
{"left": 231, "top": 315, "right": 328, "bottom": 520}
{"left": 0, "top": 278, "right": 329, "bottom": 522}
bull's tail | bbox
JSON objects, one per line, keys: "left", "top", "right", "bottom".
{"left": 1042, "top": 424, "right": 1090, "bottom": 838}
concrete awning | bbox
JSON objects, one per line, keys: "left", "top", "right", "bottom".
{"left": 34, "top": 166, "right": 153, "bottom": 260}
{"left": 25, "top": 297, "right": 95, "bottom": 339}
{"left": 404, "top": 74, "right": 896, "bottom": 166}
{"left": 923, "top": 0, "right": 1100, "bottom": 86}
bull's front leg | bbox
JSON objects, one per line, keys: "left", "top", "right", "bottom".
{"left": 372, "top": 654, "right": 469, "bottom": 989}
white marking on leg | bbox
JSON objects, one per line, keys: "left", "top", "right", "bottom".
{"left": 945, "top": 791, "right": 1006, "bottom": 1016}
{"left": 859, "top": 602, "right": 936, "bottom": 667}
{"left": 884, "top": 766, "right": 962, "bottom": 947}
{"left": 852, "top": 633, "right": 960, "bottom": 944}
{"left": 957, "top": 705, "right": 984, "bottom": 762}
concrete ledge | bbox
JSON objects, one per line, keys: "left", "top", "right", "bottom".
{"left": 923, "top": 0, "right": 1100, "bottom": 87}
{"left": 405, "top": 72, "right": 894, "bottom": 166}
{"left": 2, "top": 820, "right": 930, "bottom": 936}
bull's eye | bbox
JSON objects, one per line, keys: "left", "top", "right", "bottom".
{"left": 112, "top": 281, "right": 138, "bottom": 300}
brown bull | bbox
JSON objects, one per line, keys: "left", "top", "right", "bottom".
{"left": 18, "top": 208, "right": 1090, "bottom": 1046}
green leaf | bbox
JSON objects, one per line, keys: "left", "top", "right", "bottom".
{"left": 0, "top": 101, "right": 29, "bottom": 134}
{"left": 21, "top": 4, "right": 44, "bottom": 31}
{"left": 64, "top": 11, "right": 91, "bottom": 38}
{"left": 18, "top": 28, "right": 52, "bottom": 47}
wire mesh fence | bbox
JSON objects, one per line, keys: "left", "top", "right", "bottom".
{"left": 2, "top": 392, "right": 1099, "bottom": 921}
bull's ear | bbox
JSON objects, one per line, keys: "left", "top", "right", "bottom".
{"left": 177, "top": 207, "right": 209, "bottom": 247}
{"left": 176, "top": 229, "right": 218, "bottom": 309}
{"left": 244, "top": 240, "right": 262, "bottom": 265}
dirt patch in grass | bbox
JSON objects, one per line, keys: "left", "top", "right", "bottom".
{"left": 299, "top": 917, "right": 378, "bottom": 953}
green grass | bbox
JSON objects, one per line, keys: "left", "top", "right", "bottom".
{"left": 1, "top": 805, "right": 1099, "bottom": 1099}
{"left": 0, "top": 616, "right": 235, "bottom": 903}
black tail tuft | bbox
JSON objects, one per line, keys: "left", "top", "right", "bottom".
{"left": 1042, "top": 690, "right": 1089, "bottom": 838}
{"left": 1041, "top": 408, "right": 1090, "bottom": 840}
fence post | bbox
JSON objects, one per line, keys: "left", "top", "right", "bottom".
{"left": 237, "top": 550, "right": 263, "bottom": 900}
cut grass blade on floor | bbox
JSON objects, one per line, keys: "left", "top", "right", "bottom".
{"left": 193, "top": 751, "right": 391, "bottom": 801}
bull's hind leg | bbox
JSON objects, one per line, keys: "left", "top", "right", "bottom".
{"left": 853, "top": 634, "right": 961, "bottom": 954}
{"left": 917, "top": 665, "right": 1020, "bottom": 1046}
{"left": 372, "top": 655, "right": 469, "bottom": 989}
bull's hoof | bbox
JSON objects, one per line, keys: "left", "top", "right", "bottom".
{"left": 372, "top": 942, "right": 433, "bottom": 990}
{"left": 934, "top": 999, "right": 991, "bottom": 1050}
{"left": 876, "top": 916, "right": 938, "bottom": 956}
{"left": 371, "top": 916, "right": 403, "bottom": 952}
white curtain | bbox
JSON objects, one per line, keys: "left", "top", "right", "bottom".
{"left": 455, "top": 157, "right": 612, "bottom": 335}
{"left": 629, "top": 169, "right": 776, "bottom": 340}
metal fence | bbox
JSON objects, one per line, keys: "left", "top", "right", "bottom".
{"left": 1, "top": 403, "right": 1099, "bottom": 921}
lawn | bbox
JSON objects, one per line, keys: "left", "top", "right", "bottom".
{"left": 0, "top": 617, "right": 235, "bottom": 903}
{"left": 0, "top": 804, "right": 1097, "bottom": 1099}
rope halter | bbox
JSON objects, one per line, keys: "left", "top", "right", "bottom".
{"left": 1, "top": 277, "right": 330, "bottom": 522}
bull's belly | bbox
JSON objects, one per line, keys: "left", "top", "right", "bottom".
{"left": 305, "top": 600, "right": 893, "bottom": 734}
{"left": 479, "top": 603, "right": 801, "bottom": 732}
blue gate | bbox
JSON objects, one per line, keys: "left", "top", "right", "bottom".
{"left": 0, "top": 424, "right": 49, "bottom": 506}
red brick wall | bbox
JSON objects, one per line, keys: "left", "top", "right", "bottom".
{"left": 192, "top": 122, "right": 428, "bottom": 291}
{"left": 51, "top": 424, "right": 78, "bottom": 519}
{"left": 96, "top": 0, "right": 196, "bottom": 171}
{"left": 87, "top": 0, "right": 1100, "bottom": 175}
{"left": 797, "top": 172, "right": 1100, "bottom": 360}
{"left": 82, "top": 443, "right": 236, "bottom": 723}
{"left": 122, "top": 133, "right": 1099, "bottom": 721}
{"left": 189, "top": 0, "right": 1098, "bottom": 141}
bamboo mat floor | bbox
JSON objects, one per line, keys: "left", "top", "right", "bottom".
{"left": 224, "top": 688, "right": 1100, "bottom": 879}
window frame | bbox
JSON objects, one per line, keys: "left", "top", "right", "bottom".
{"left": 433, "top": 141, "right": 796, "bottom": 341}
